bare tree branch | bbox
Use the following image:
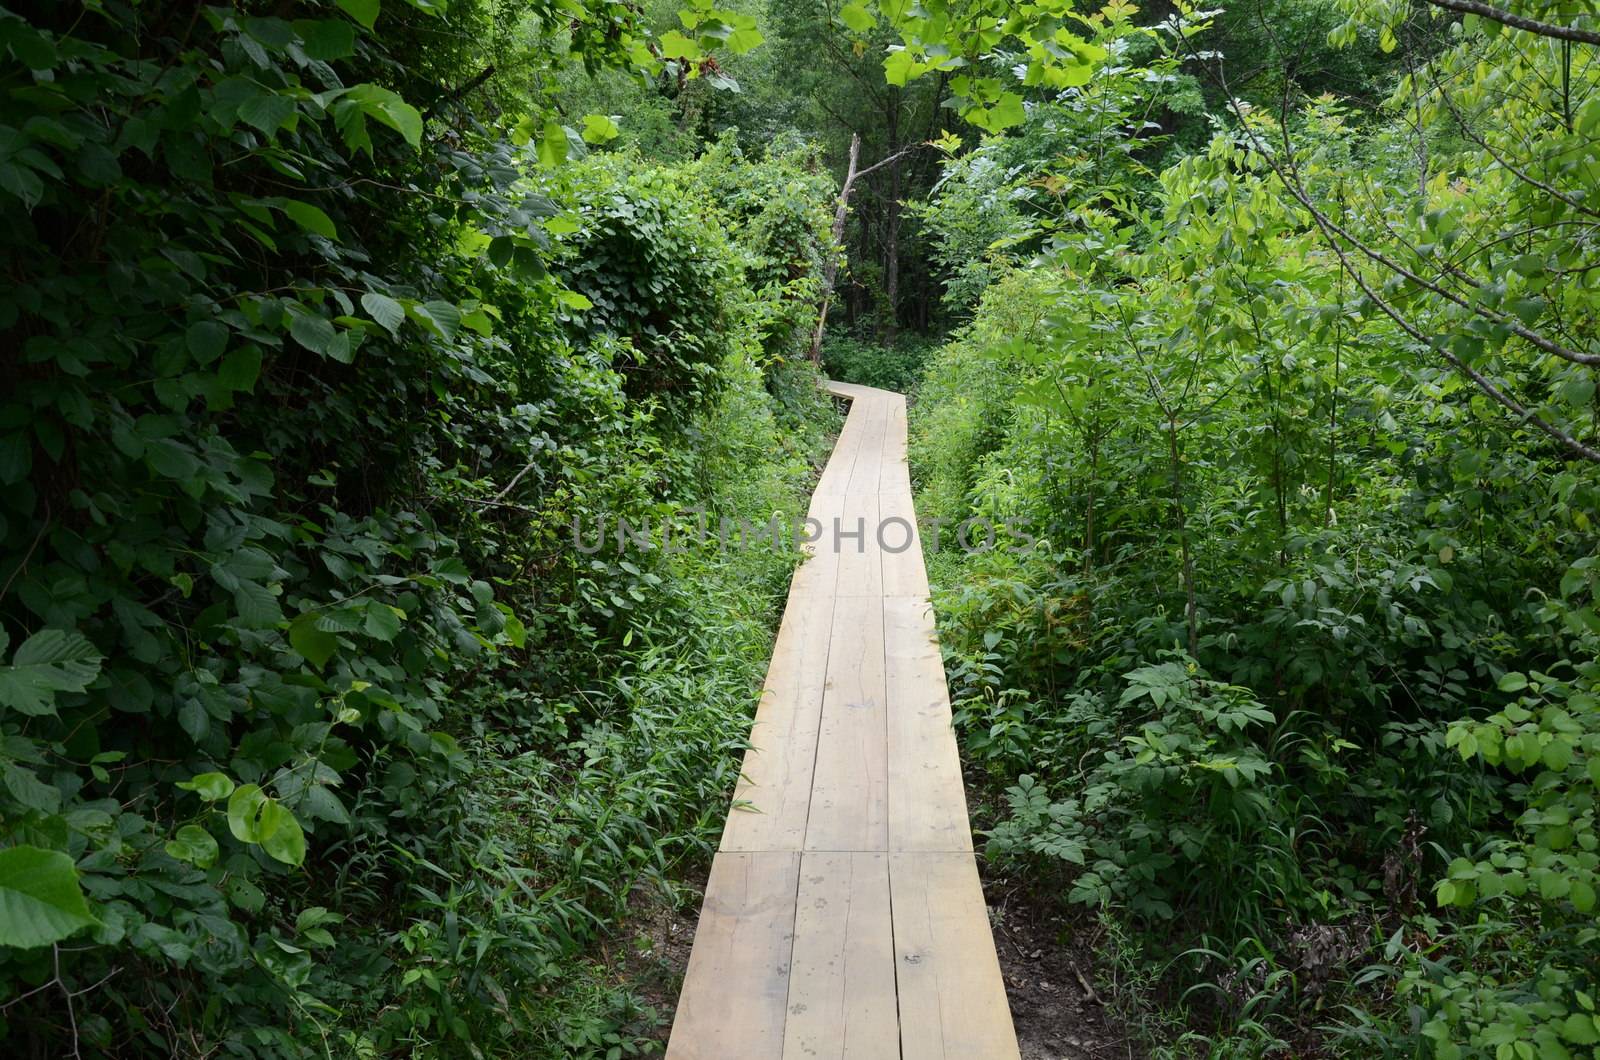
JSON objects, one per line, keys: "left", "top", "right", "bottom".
{"left": 1172, "top": 32, "right": 1600, "bottom": 462}
{"left": 1425, "top": 0, "right": 1600, "bottom": 47}
{"left": 808, "top": 135, "right": 925, "bottom": 360}
{"left": 1420, "top": 57, "right": 1600, "bottom": 222}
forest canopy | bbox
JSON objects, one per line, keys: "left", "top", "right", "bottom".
{"left": 2, "top": 0, "right": 1599, "bottom": 1057}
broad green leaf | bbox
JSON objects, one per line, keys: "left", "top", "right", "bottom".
{"left": 165, "top": 825, "right": 219, "bottom": 868}
{"left": 361, "top": 291, "right": 405, "bottom": 334}
{"left": 4, "top": 763, "right": 60, "bottom": 813}
{"left": 177, "top": 772, "right": 236, "bottom": 801}
{"left": 290, "top": 612, "right": 338, "bottom": 669}
{"left": 581, "top": 113, "right": 620, "bottom": 144}
{"left": 503, "top": 612, "right": 527, "bottom": 648}
{"left": 262, "top": 811, "right": 307, "bottom": 866}
{"left": 218, "top": 347, "right": 263, "bottom": 393}
{"left": 277, "top": 199, "right": 338, "bottom": 240}
{"left": 0, "top": 163, "right": 44, "bottom": 209}
{"left": 536, "top": 120, "right": 568, "bottom": 168}
{"left": 226, "top": 877, "right": 266, "bottom": 913}
{"left": 839, "top": 4, "right": 876, "bottom": 31}
{"left": 0, "top": 628, "right": 102, "bottom": 717}
{"left": 0, "top": 846, "right": 98, "bottom": 949}
{"left": 376, "top": 98, "right": 422, "bottom": 148}
{"left": 238, "top": 94, "right": 297, "bottom": 136}
{"left": 342, "top": 85, "right": 422, "bottom": 149}
{"left": 186, "top": 320, "right": 229, "bottom": 365}
{"left": 986, "top": 92, "right": 1026, "bottom": 131}
{"left": 294, "top": 18, "right": 357, "bottom": 60}
{"left": 227, "top": 784, "right": 273, "bottom": 843}
{"left": 335, "top": 0, "right": 380, "bottom": 29}
{"left": 726, "top": 26, "right": 763, "bottom": 53}
{"left": 659, "top": 30, "right": 699, "bottom": 60}
{"left": 883, "top": 49, "right": 916, "bottom": 87}
{"left": 177, "top": 698, "right": 208, "bottom": 742}
{"left": 289, "top": 310, "right": 336, "bottom": 356}
{"left": 363, "top": 601, "right": 403, "bottom": 641}
{"left": 411, "top": 300, "right": 461, "bottom": 342}
{"left": 1562, "top": 1011, "right": 1600, "bottom": 1044}
{"left": 233, "top": 579, "right": 283, "bottom": 629}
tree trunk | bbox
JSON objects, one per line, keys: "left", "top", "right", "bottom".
{"left": 809, "top": 134, "right": 920, "bottom": 362}
{"left": 884, "top": 91, "right": 901, "bottom": 344}
{"left": 809, "top": 133, "right": 860, "bottom": 363}
{"left": 1168, "top": 417, "right": 1199, "bottom": 659}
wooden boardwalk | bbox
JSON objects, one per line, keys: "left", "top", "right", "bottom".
{"left": 666, "top": 382, "right": 1020, "bottom": 1060}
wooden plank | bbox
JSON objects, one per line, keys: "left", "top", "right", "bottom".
{"left": 667, "top": 851, "right": 801, "bottom": 1060}
{"left": 878, "top": 394, "right": 911, "bottom": 497}
{"left": 878, "top": 487, "right": 929, "bottom": 600}
{"left": 812, "top": 390, "right": 868, "bottom": 498}
{"left": 884, "top": 595, "right": 971, "bottom": 852}
{"left": 823, "top": 380, "right": 874, "bottom": 402}
{"left": 888, "top": 852, "right": 1021, "bottom": 1060}
{"left": 782, "top": 852, "right": 899, "bottom": 1058}
{"left": 790, "top": 487, "right": 845, "bottom": 600}
{"left": 804, "top": 592, "right": 888, "bottom": 851}
{"left": 832, "top": 489, "right": 882, "bottom": 599}
{"left": 846, "top": 396, "right": 887, "bottom": 496}
{"left": 811, "top": 431, "right": 857, "bottom": 499}
{"left": 721, "top": 586, "right": 834, "bottom": 852}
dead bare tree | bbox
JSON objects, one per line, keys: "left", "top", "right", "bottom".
{"left": 809, "top": 132, "right": 923, "bottom": 362}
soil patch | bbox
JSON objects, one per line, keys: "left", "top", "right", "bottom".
{"left": 985, "top": 871, "right": 1149, "bottom": 1060}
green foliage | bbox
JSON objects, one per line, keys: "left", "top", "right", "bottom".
{"left": 0, "top": 1, "right": 835, "bottom": 1055}
{"left": 990, "top": 656, "right": 1285, "bottom": 920}
{"left": 0, "top": 847, "right": 99, "bottom": 950}
{"left": 909, "top": 5, "right": 1207, "bottom": 315}
{"left": 1406, "top": 663, "right": 1600, "bottom": 1058}
{"left": 909, "top": 5, "right": 1600, "bottom": 1053}
{"left": 820, "top": 333, "right": 934, "bottom": 393}
{"left": 685, "top": 136, "right": 836, "bottom": 360}
{"left": 855, "top": 0, "right": 1111, "bottom": 131}
{"left": 559, "top": 157, "right": 743, "bottom": 409}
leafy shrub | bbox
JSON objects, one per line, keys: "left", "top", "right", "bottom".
{"left": 685, "top": 135, "right": 836, "bottom": 363}
{"left": 908, "top": 12, "right": 1600, "bottom": 1053}
{"left": 819, "top": 333, "right": 935, "bottom": 393}
{"left": 0, "top": 2, "right": 836, "bottom": 1055}
{"left": 559, "top": 158, "right": 742, "bottom": 412}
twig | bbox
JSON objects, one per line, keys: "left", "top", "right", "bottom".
{"left": 1425, "top": 0, "right": 1600, "bottom": 47}
{"left": 422, "top": 64, "right": 497, "bottom": 120}
{"left": 1071, "top": 959, "right": 1103, "bottom": 1004}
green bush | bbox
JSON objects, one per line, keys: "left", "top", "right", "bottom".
{"left": 559, "top": 158, "right": 742, "bottom": 412}
{"left": 820, "top": 333, "right": 935, "bottom": 393}
{"left": 908, "top": 14, "right": 1600, "bottom": 1053}
{"left": 0, "top": 2, "right": 836, "bottom": 1055}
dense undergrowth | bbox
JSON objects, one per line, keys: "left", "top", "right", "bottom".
{"left": 7, "top": 0, "right": 1600, "bottom": 1056}
{"left": 819, "top": 333, "right": 934, "bottom": 393}
{"left": 0, "top": 1, "right": 836, "bottom": 1055}
{"left": 904, "top": 4, "right": 1600, "bottom": 1057}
